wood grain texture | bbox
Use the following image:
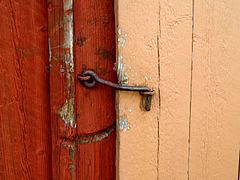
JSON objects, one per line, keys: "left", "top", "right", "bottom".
{"left": 116, "top": 0, "right": 159, "bottom": 179}
{"left": 189, "top": 0, "right": 240, "bottom": 179}
{"left": 74, "top": 0, "right": 116, "bottom": 179}
{"left": 0, "top": 0, "right": 52, "bottom": 179}
{"left": 48, "top": 0, "right": 76, "bottom": 179}
{"left": 158, "top": 0, "right": 193, "bottom": 179}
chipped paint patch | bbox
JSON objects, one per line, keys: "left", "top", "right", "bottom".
{"left": 118, "top": 115, "right": 129, "bottom": 132}
{"left": 117, "top": 104, "right": 129, "bottom": 132}
{"left": 63, "top": 143, "right": 75, "bottom": 180}
{"left": 57, "top": 0, "right": 75, "bottom": 129}
{"left": 63, "top": 0, "right": 74, "bottom": 73}
{"left": 116, "top": 29, "right": 129, "bottom": 132}
{"left": 117, "top": 28, "right": 128, "bottom": 84}
{"left": 68, "top": 144, "right": 75, "bottom": 161}
{"left": 118, "top": 28, "right": 125, "bottom": 48}
{"left": 59, "top": 98, "right": 76, "bottom": 128}
{"left": 116, "top": 93, "right": 129, "bottom": 132}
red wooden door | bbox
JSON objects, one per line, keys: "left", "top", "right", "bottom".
{"left": 0, "top": 0, "right": 116, "bottom": 179}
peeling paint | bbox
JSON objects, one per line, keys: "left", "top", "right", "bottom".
{"left": 61, "top": 142, "right": 76, "bottom": 179}
{"left": 58, "top": 0, "right": 76, "bottom": 128}
{"left": 117, "top": 104, "right": 129, "bottom": 132}
{"left": 118, "top": 115, "right": 129, "bottom": 132}
{"left": 63, "top": 0, "right": 74, "bottom": 73}
{"left": 59, "top": 98, "right": 76, "bottom": 128}
{"left": 117, "top": 28, "right": 128, "bottom": 84}
{"left": 116, "top": 29, "right": 131, "bottom": 132}
{"left": 68, "top": 144, "right": 75, "bottom": 161}
{"left": 59, "top": 67, "right": 65, "bottom": 73}
{"left": 116, "top": 102, "right": 129, "bottom": 132}
{"left": 67, "top": 144, "right": 75, "bottom": 180}
{"left": 118, "top": 28, "right": 125, "bottom": 48}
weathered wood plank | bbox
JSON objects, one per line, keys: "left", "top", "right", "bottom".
{"left": 74, "top": 0, "right": 116, "bottom": 179}
{"left": 189, "top": 0, "right": 240, "bottom": 179}
{"left": 116, "top": 0, "right": 159, "bottom": 179}
{"left": 47, "top": 0, "right": 76, "bottom": 179}
{"left": 0, "top": 0, "right": 52, "bottom": 179}
{"left": 158, "top": 0, "right": 193, "bottom": 179}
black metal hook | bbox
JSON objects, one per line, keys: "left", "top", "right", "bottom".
{"left": 77, "top": 70, "right": 154, "bottom": 111}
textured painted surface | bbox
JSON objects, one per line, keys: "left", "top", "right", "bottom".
{"left": 158, "top": 1, "right": 193, "bottom": 179}
{"left": 1, "top": 0, "right": 116, "bottom": 179}
{"left": 189, "top": 0, "right": 240, "bottom": 179}
{"left": 117, "top": 0, "right": 240, "bottom": 179}
{"left": 0, "top": 0, "right": 52, "bottom": 179}
{"left": 74, "top": 0, "right": 116, "bottom": 179}
{"left": 48, "top": 0, "right": 76, "bottom": 179}
{"left": 117, "top": 0, "right": 160, "bottom": 179}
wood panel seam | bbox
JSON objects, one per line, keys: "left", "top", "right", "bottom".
{"left": 157, "top": 1, "right": 161, "bottom": 179}
{"left": 187, "top": 0, "right": 195, "bottom": 179}
{"left": 157, "top": 35, "right": 161, "bottom": 180}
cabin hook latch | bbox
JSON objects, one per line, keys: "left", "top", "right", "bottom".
{"left": 77, "top": 70, "right": 154, "bottom": 111}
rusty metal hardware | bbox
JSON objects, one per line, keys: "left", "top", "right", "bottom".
{"left": 77, "top": 70, "right": 154, "bottom": 111}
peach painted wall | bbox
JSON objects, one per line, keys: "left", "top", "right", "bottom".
{"left": 116, "top": 0, "right": 240, "bottom": 179}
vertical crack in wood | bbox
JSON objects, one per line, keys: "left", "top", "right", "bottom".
{"left": 188, "top": 0, "right": 195, "bottom": 179}
{"left": 157, "top": 15, "right": 161, "bottom": 180}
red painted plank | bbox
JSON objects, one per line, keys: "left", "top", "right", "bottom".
{"left": 0, "top": 0, "right": 52, "bottom": 179}
{"left": 74, "top": 0, "right": 116, "bottom": 179}
{"left": 47, "top": 0, "right": 77, "bottom": 179}
{"left": 48, "top": 0, "right": 116, "bottom": 178}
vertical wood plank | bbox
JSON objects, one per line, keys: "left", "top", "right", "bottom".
{"left": 116, "top": 0, "right": 159, "bottom": 179}
{"left": 48, "top": 0, "right": 76, "bottom": 179}
{"left": 0, "top": 0, "right": 52, "bottom": 179}
{"left": 189, "top": 0, "right": 240, "bottom": 179}
{"left": 158, "top": 0, "right": 193, "bottom": 179}
{"left": 74, "top": 0, "right": 116, "bottom": 179}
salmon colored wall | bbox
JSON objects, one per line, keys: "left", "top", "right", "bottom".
{"left": 116, "top": 0, "right": 240, "bottom": 179}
